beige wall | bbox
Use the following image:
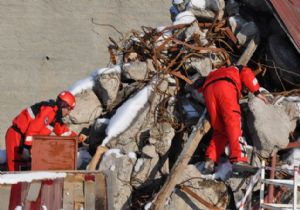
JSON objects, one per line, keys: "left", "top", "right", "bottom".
{"left": 0, "top": 0, "right": 171, "bottom": 148}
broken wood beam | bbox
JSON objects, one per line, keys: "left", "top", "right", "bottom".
{"left": 151, "top": 110, "right": 211, "bottom": 210}
{"left": 237, "top": 38, "right": 257, "bottom": 66}
{"left": 87, "top": 146, "right": 109, "bottom": 171}
{"left": 178, "top": 185, "right": 221, "bottom": 210}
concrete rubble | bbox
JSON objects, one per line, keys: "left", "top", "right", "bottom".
{"left": 2, "top": 0, "right": 299, "bottom": 209}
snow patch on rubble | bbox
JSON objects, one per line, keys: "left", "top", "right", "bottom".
{"left": 144, "top": 202, "right": 152, "bottom": 210}
{"left": 68, "top": 76, "right": 95, "bottom": 95}
{"left": 173, "top": 11, "right": 196, "bottom": 25}
{"left": 134, "top": 159, "right": 144, "bottom": 172}
{"left": 68, "top": 66, "right": 121, "bottom": 95}
{"left": 102, "top": 85, "right": 152, "bottom": 146}
{"left": 104, "top": 149, "right": 124, "bottom": 159}
{"left": 188, "top": 0, "right": 206, "bottom": 10}
{"left": 96, "top": 118, "right": 110, "bottom": 125}
{"left": 0, "top": 172, "right": 67, "bottom": 184}
{"left": 128, "top": 152, "right": 137, "bottom": 161}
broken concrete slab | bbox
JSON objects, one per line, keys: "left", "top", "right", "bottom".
{"left": 164, "top": 165, "right": 230, "bottom": 210}
{"left": 122, "top": 61, "right": 148, "bottom": 81}
{"left": 247, "top": 95, "right": 294, "bottom": 158}
{"left": 93, "top": 66, "right": 121, "bottom": 110}
{"left": 67, "top": 89, "right": 102, "bottom": 125}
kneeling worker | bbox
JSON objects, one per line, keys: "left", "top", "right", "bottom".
{"left": 5, "top": 91, "right": 85, "bottom": 171}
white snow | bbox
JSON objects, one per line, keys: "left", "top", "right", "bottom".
{"left": 173, "top": 11, "right": 196, "bottom": 25}
{"left": 134, "top": 159, "right": 144, "bottom": 172}
{"left": 103, "top": 149, "right": 124, "bottom": 159}
{"left": 68, "top": 66, "right": 121, "bottom": 95}
{"left": 102, "top": 85, "right": 152, "bottom": 146}
{"left": 0, "top": 172, "right": 67, "bottom": 184}
{"left": 96, "top": 118, "right": 110, "bottom": 124}
{"left": 68, "top": 76, "right": 95, "bottom": 95}
{"left": 128, "top": 152, "right": 137, "bottom": 161}
{"left": 144, "top": 202, "right": 152, "bottom": 210}
{"left": 214, "top": 161, "right": 232, "bottom": 180}
{"left": 197, "top": 160, "right": 232, "bottom": 181}
{"left": 188, "top": 0, "right": 206, "bottom": 10}
{"left": 0, "top": 149, "right": 6, "bottom": 164}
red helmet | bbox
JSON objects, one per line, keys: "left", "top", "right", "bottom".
{"left": 57, "top": 91, "right": 76, "bottom": 109}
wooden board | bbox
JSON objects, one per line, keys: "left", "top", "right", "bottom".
{"left": 0, "top": 185, "right": 11, "bottom": 210}
{"left": 31, "top": 136, "right": 78, "bottom": 170}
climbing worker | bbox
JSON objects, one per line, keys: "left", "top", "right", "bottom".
{"left": 198, "top": 65, "right": 269, "bottom": 174}
{"left": 5, "top": 91, "right": 86, "bottom": 171}
{"left": 170, "top": 0, "right": 189, "bottom": 21}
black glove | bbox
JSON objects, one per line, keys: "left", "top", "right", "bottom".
{"left": 192, "top": 77, "right": 206, "bottom": 89}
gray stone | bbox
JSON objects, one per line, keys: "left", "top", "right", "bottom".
{"left": 122, "top": 61, "right": 148, "bottom": 81}
{"left": 187, "top": 0, "right": 225, "bottom": 21}
{"left": 94, "top": 70, "right": 121, "bottom": 109}
{"left": 247, "top": 96, "right": 293, "bottom": 158}
{"left": 184, "top": 56, "right": 212, "bottom": 76}
{"left": 67, "top": 89, "right": 102, "bottom": 124}
{"left": 164, "top": 165, "right": 230, "bottom": 210}
{"left": 99, "top": 150, "right": 136, "bottom": 210}
{"left": 151, "top": 122, "right": 175, "bottom": 156}
{"left": 131, "top": 145, "right": 160, "bottom": 189}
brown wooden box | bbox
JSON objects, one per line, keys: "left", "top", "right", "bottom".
{"left": 31, "top": 136, "right": 78, "bottom": 170}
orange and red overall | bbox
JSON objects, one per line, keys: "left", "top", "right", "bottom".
{"left": 199, "top": 66, "right": 260, "bottom": 163}
{"left": 5, "top": 100, "right": 76, "bottom": 171}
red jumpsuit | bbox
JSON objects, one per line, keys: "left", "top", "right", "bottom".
{"left": 199, "top": 66, "right": 260, "bottom": 163}
{"left": 5, "top": 100, "right": 76, "bottom": 171}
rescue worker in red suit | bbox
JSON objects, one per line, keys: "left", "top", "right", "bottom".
{"left": 5, "top": 91, "right": 85, "bottom": 171}
{"left": 198, "top": 65, "right": 268, "bottom": 173}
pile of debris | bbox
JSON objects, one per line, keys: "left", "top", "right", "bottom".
{"left": 64, "top": 0, "right": 300, "bottom": 209}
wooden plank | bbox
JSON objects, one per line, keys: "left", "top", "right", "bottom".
{"left": 87, "top": 146, "right": 108, "bottom": 171}
{"left": 63, "top": 179, "right": 75, "bottom": 210}
{"left": 40, "top": 179, "right": 64, "bottom": 210}
{"left": 237, "top": 38, "right": 257, "bottom": 66}
{"left": 179, "top": 185, "right": 221, "bottom": 210}
{"left": 0, "top": 185, "right": 11, "bottom": 210}
{"left": 151, "top": 110, "right": 211, "bottom": 210}
{"left": 26, "top": 181, "right": 42, "bottom": 202}
{"left": 63, "top": 174, "right": 84, "bottom": 210}
{"left": 85, "top": 180, "right": 96, "bottom": 210}
{"left": 95, "top": 173, "right": 107, "bottom": 210}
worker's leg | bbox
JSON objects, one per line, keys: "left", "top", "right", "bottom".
{"left": 216, "top": 83, "right": 248, "bottom": 163}
{"left": 203, "top": 84, "right": 228, "bottom": 163}
{"left": 5, "top": 127, "right": 22, "bottom": 171}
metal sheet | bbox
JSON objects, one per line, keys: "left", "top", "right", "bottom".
{"left": 269, "top": 0, "right": 300, "bottom": 52}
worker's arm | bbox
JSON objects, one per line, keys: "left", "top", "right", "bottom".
{"left": 240, "top": 66, "right": 269, "bottom": 104}
{"left": 240, "top": 66, "right": 260, "bottom": 94}
{"left": 53, "top": 122, "right": 77, "bottom": 137}
{"left": 25, "top": 106, "right": 54, "bottom": 137}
